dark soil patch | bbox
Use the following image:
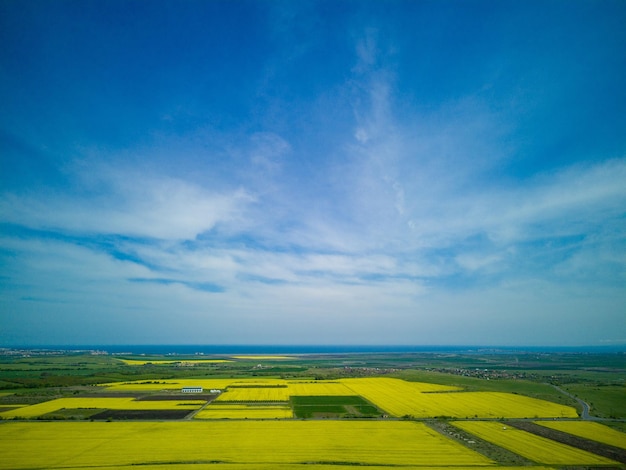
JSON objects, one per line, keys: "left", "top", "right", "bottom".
{"left": 91, "top": 409, "right": 191, "bottom": 420}
{"left": 506, "top": 420, "right": 626, "bottom": 464}
{"left": 74, "top": 392, "right": 144, "bottom": 398}
{"left": 291, "top": 396, "right": 369, "bottom": 405}
{"left": 39, "top": 408, "right": 104, "bottom": 420}
{"left": 0, "top": 406, "right": 21, "bottom": 412}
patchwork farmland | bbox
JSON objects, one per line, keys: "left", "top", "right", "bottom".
{"left": 1, "top": 349, "right": 624, "bottom": 469}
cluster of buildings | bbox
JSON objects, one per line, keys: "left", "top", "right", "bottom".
{"left": 340, "top": 366, "right": 399, "bottom": 376}
{"left": 181, "top": 387, "right": 222, "bottom": 394}
{"left": 424, "top": 367, "right": 534, "bottom": 380}
{"left": 0, "top": 347, "right": 108, "bottom": 357}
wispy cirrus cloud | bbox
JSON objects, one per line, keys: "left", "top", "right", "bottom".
{"left": 0, "top": 164, "right": 254, "bottom": 240}
{"left": 1, "top": 1, "right": 624, "bottom": 346}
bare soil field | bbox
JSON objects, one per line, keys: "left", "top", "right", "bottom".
{"left": 135, "top": 394, "right": 217, "bottom": 401}
{"left": 75, "top": 392, "right": 144, "bottom": 398}
{"left": 91, "top": 409, "right": 192, "bottom": 420}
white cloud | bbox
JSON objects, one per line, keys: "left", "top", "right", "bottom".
{"left": 0, "top": 166, "right": 254, "bottom": 240}
{"left": 123, "top": 239, "right": 420, "bottom": 290}
{"left": 249, "top": 132, "right": 290, "bottom": 171}
{"left": 472, "top": 159, "right": 626, "bottom": 245}
{"left": 353, "top": 28, "right": 379, "bottom": 73}
{"left": 455, "top": 252, "right": 504, "bottom": 272}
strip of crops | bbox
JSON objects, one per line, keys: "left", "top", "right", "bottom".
{"left": 0, "top": 421, "right": 494, "bottom": 468}
{"left": 452, "top": 421, "right": 618, "bottom": 466}
{"left": 341, "top": 377, "right": 462, "bottom": 393}
{"left": 0, "top": 398, "right": 205, "bottom": 419}
{"left": 227, "top": 381, "right": 287, "bottom": 386}
{"left": 78, "top": 466, "right": 555, "bottom": 470}
{"left": 534, "top": 421, "right": 626, "bottom": 450}
{"left": 195, "top": 404, "right": 293, "bottom": 419}
{"left": 291, "top": 396, "right": 370, "bottom": 406}
{"left": 216, "top": 387, "right": 289, "bottom": 402}
{"left": 288, "top": 381, "right": 356, "bottom": 396}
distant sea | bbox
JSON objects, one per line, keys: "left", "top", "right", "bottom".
{"left": 11, "top": 344, "right": 626, "bottom": 355}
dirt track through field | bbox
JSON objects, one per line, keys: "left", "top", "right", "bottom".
{"left": 506, "top": 421, "right": 626, "bottom": 464}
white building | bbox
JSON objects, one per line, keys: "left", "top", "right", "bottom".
{"left": 181, "top": 386, "right": 203, "bottom": 393}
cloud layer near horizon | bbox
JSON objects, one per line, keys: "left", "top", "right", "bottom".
{"left": 1, "top": 0, "right": 625, "bottom": 346}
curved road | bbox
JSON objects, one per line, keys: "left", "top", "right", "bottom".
{"left": 548, "top": 383, "right": 595, "bottom": 420}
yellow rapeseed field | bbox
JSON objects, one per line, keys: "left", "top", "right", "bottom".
{"left": 215, "top": 387, "right": 290, "bottom": 402}
{"left": 71, "top": 466, "right": 556, "bottom": 470}
{"left": 452, "top": 421, "right": 618, "bottom": 466}
{"left": 194, "top": 404, "right": 293, "bottom": 419}
{"left": 0, "top": 421, "right": 494, "bottom": 469}
{"left": 535, "top": 420, "right": 626, "bottom": 449}
{"left": 339, "top": 377, "right": 461, "bottom": 416}
{"left": 341, "top": 377, "right": 462, "bottom": 394}
{"left": 0, "top": 398, "right": 205, "bottom": 419}
{"left": 287, "top": 381, "right": 356, "bottom": 396}
{"left": 416, "top": 392, "right": 577, "bottom": 419}
{"left": 338, "top": 378, "right": 576, "bottom": 418}
{"left": 227, "top": 380, "right": 288, "bottom": 386}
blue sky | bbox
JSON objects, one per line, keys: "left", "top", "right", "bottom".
{"left": 1, "top": 0, "right": 625, "bottom": 346}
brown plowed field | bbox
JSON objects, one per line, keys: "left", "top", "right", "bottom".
{"left": 77, "top": 393, "right": 143, "bottom": 398}
{"left": 91, "top": 409, "right": 192, "bottom": 420}
{"left": 135, "top": 394, "right": 217, "bottom": 401}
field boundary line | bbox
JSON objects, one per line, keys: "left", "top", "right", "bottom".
{"left": 184, "top": 399, "right": 213, "bottom": 420}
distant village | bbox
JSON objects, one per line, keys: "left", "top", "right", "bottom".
{"left": 423, "top": 367, "right": 537, "bottom": 381}
{"left": 0, "top": 347, "right": 109, "bottom": 357}
{"left": 339, "top": 365, "right": 537, "bottom": 381}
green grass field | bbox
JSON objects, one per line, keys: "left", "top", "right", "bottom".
{"left": 561, "top": 384, "right": 626, "bottom": 419}
{"left": 291, "top": 395, "right": 381, "bottom": 418}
